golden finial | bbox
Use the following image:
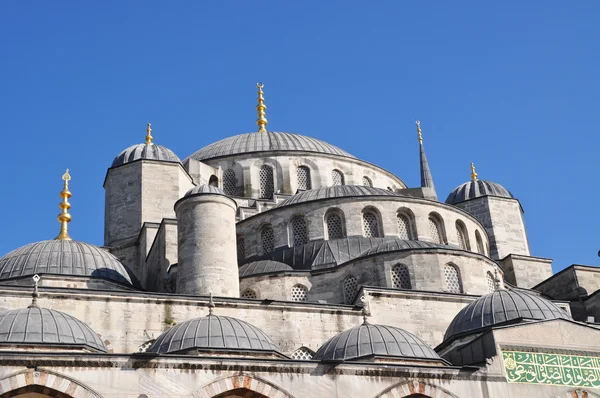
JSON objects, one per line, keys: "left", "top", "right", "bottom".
{"left": 470, "top": 162, "right": 478, "bottom": 181}
{"left": 256, "top": 82, "right": 268, "bottom": 133}
{"left": 416, "top": 120, "right": 423, "bottom": 144}
{"left": 55, "top": 169, "right": 72, "bottom": 240}
{"left": 145, "top": 123, "right": 153, "bottom": 144}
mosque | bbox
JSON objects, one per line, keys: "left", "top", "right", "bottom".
{"left": 0, "top": 84, "right": 599, "bottom": 398}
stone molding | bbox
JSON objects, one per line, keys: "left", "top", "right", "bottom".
{"left": 192, "top": 374, "right": 295, "bottom": 398}
{"left": 374, "top": 379, "right": 460, "bottom": 398}
{"left": 0, "top": 369, "right": 102, "bottom": 398}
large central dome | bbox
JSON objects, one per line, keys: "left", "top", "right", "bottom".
{"left": 187, "top": 132, "right": 355, "bottom": 162}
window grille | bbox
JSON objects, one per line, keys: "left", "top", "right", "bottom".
{"left": 261, "top": 226, "right": 274, "bottom": 254}
{"left": 486, "top": 272, "right": 496, "bottom": 293}
{"left": 259, "top": 165, "right": 274, "bottom": 199}
{"left": 137, "top": 340, "right": 156, "bottom": 353}
{"left": 476, "top": 231, "right": 485, "bottom": 254}
{"left": 291, "top": 347, "right": 314, "bottom": 360}
{"left": 429, "top": 217, "right": 442, "bottom": 244}
{"left": 397, "top": 214, "right": 411, "bottom": 240}
{"left": 456, "top": 225, "right": 467, "bottom": 250}
{"left": 223, "top": 169, "right": 238, "bottom": 196}
{"left": 241, "top": 289, "right": 257, "bottom": 299}
{"left": 444, "top": 265, "right": 462, "bottom": 293}
{"left": 362, "top": 212, "right": 380, "bottom": 238}
{"left": 343, "top": 276, "right": 358, "bottom": 304}
{"left": 362, "top": 176, "right": 372, "bottom": 187}
{"left": 326, "top": 213, "right": 345, "bottom": 239}
{"left": 332, "top": 169, "right": 345, "bottom": 186}
{"left": 291, "top": 285, "right": 308, "bottom": 302}
{"left": 237, "top": 237, "right": 245, "bottom": 263}
{"left": 292, "top": 217, "right": 309, "bottom": 246}
{"left": 391, "top": 264, "right": 411, "bottom": 289}
{"left": 297, "top": 166, "right": 312, "bottom": 190}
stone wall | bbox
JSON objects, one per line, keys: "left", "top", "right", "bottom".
{"left": 500, "top": 254, "right": 553, "bottom": 289}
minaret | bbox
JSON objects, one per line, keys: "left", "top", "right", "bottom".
{"left": 416, "top": 121, "right": 437, "bottom": 200}
{"left": 256, "top": 82, "right": 268, "bottom": 133}
{"left": 56, "top": 169, "right": 73, "bottom": 240}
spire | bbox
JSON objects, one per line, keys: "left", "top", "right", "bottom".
{"left": 55, "top": 169, "right": 72, "bottom": 240}
{"left": 145, "top": 123, "right": 153, "bottom": 144}
{"left": 28, "top": 274, "right": 40, "bottom": 308}
{"left": 360, "top": 296, "right": 369, "bottom": 325}
{"left": 416, "top": 121, "right": 437, "bottom": 198}
{"left": 256, "top": 82, "right": 268, "bottom": 133}
{"left": 470, "top": 162, "right": 478, "bottom": 181}
{"left": 207, "top": 292, "right": 215, "bottom": 315}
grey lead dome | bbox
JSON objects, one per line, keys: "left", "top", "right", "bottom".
{"left": 277, "top": 185, "right": 400, "bottom": 208}
{"left": 186, "top": 132, "right": 355, "bottom": 162}
{"left": 446, "top": 180, "right": 513, "bottom": 204}
{"left": 444, "top": 289, "right": 571, "bottom": 341}
{"left": 111, "top": 143, "right": 181, "bottom": 167}
{"left": 0, "top": 240, "right": 135, "bottom": 286}
{"left": 148, "top": 314, "right": 281, "bottom": 354}
{"left": 0, "top": 307, "right": 107, "bottom": 352}
{"left": 184, "top": 184, "right": 227, "bottom": 197}
{"left": 314, "top": 323, "right": 440, "bottom": 362}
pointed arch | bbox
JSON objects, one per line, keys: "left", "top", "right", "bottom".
{"left": 194, "top": 374, "right": 296, "bottom": 398}
{"left": 0, "top": 369, "right": 102, "bottom": 398}
{"left": 374, "top": 379, "right": 461, "bottom": 398}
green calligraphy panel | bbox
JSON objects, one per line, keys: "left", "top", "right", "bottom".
{"left": 502, "top": 350, "right": 600, "bottom": 388}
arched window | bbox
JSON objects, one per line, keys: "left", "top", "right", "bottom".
{"left": 332, "top": 169, "right": 345, "bottom": 186}
{"left": 486, "top": 272, "right": 496, "bottom": 293}
{"left": 208, "top": 175, "right": 219, "bottom": 187}
{"left": 291, "top": 216, "right": 308, "bottom": 246}
{"left": 391, "top": 264, "right": 411, "bottom": 289}
{"left": 475, "top": 231, "right": 485, "bottom": 254}
{"left": 241, "top": 289, "right": 257, "bottom": 299}
{"left": 362, "top": 210, "right": 381, "bottom": 238}
{"left": 291, "top": 346, "right": 315, "bottom": 360}
{"left": 223, "top": 169, "right": 238, "bottom": 196}
{"left": 397, "top": 213, "right": 414, "bottom": 240}
{"left": 456, "top": 221, "right": 469, "bottom": 250}
{"left": 259, "top": 165, "right": 274, "bottom": 199}
{"left": 237, "top": 236, "right": 245, "bottom": 263}
{"left": 343, "top": 275, "right": 358, "bottom": 304}
{"left": 362, "top": 176, "right": 372, "bottom": 187}
{"left": 137, "top": 339, "right": 156, "bottom": 353}
{"left": 428, "top": 216, "right": 443, "bottom": 244}
{"left": 326, "top": 212, "right": 345, "bottom": 239}
{"left": 291, "top": 284, "right": 308, "bottom": 302}
{"left": 297, "top": 166, "right": 312, "bottom": 191}
{"left": 444, "top": 264, "right": 462, "bottom": 293}
{"left": 261, "top": 226, "right": 274, "bottom": 254}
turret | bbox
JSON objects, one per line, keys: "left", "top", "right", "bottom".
{"left": 174, "top": 185, "right": 239, "bottom": 297}
{"left": 104, "top": 124, "right": 194, "bottom": 277}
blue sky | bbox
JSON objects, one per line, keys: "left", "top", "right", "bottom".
{"left": 0, "top": 2, "right": 597, "bottom": 272}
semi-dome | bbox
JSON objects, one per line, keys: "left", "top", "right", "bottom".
{"left": 278, "top": 185, "right": 400, "bottom": 208}
{"left": 0, "top": 240, "right": 135, "bottom": 286}
{"left": 187, "top": 132, "right": 355, "bottom": 162}
{"left": 444, "top": 289, "right": 571, "bottom": 341}
{"left": 0, "top": 307, "right": 107, "bottom": 352}
{"left": 185, "top": 184, "right": 227, "bottom": 197}
{"left": 111, "top": 143, "right": 181, "bottom": 167}
{"left": 148, "top": 314, "right": 281, "bottom": 355}
{"left": 446, "top": 180, "right": 513, "bottom": 205}
{"left": 314, "top": 323, "right": 441, "bottom": 362}
{"left": 361, "top": 238, "right": 452, "bottom": 256}
{"left": 239, "top": 260, "right": 293, "bottom": 277}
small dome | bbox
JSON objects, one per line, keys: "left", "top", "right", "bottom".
{"left": 185, "top": 184, "right": 227, "bottom": 197}
{"left": 444, "top": 290, "right": 571, "bottom": 341}
{"left": 111, "top": 143, "right": 181, "bottom": 167}
{"left": 0, "top": 307, "right": 107, "bottom": 352}
{"left": 239, "top": 260, "right": 293, "bottom": 277}
{"left": 0, "top": 240, "right": 135, "bottom": 287}
{"left": 186, "top": 132, "right": 355, "bottom": 162}
{"left": 148, "top": 314, "right": 281, "bottom": 354}
{"left": 446, "top": 180, "right": 513, "bottom": 204}
{"left": 314, "top": 323, "right": 440, "bottom": 362}
{"left": 278, "top": 185, "right": 401, "bottom": 208}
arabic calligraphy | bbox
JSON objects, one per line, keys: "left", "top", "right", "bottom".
{"left": 502, "top": 351, "right": 600, "bottom": 388}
